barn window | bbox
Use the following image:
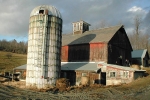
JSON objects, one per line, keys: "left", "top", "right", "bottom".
{"left": 123, "top": 71, "right": 129, "bottom": 78}
{"left": 109, "top": 72, "right": 116, "bottom": 77}
{"left": 82, "top": 73, "right": 87, "bottom": 77}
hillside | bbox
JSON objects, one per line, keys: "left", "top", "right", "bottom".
{"left": 0, "top": 51, "right": 150, "bottom": 99}
{"left": 0, "top": 51, "right": 27, "bottom": 73}
{"left": 0, "top": 72, "right": 150, "bottom": 100}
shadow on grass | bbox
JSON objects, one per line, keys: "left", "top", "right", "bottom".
{"left": 144, "top": 73, "right": 149, "bottom": 77}
{"left": 6, "top": 85, "right": 16, "bottom": 89}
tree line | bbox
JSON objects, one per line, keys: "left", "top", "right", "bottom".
{"left": 128, "top": 15, "right": 149, "bottom": 51}
{"left": 0, "top": 39, "right": 27, "bottom": 54}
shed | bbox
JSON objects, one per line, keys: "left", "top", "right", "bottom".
{"left": 14, "top": 64, "right": 27, "bottom": 80}
{"left": 14, "top": 63, "right": 101, "bottom": 85}
{"left": 132, "top": 49, "right": 149, "bottom": 67}
{"left": 98, "top": 63, "right": 146, "bottom": 85}
{"left": 61, "top": 62, "right": 101, "bottom": 85}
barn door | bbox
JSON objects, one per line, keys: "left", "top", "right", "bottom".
{"left": 101, "top": 72, "right": 106, "bottom": 85}
{"left": 116, "top": 48, "right": 125, "bottom": 66}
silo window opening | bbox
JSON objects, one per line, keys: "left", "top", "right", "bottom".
{"left": 39, "top": 10, "right": 44, "bottom": 14}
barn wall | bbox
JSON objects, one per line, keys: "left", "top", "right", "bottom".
{"left": 134, "top": 71, "right": 145, "bottom": 79}
{"left": 108, "top": 28, "right": 132, "bottom": 65}
{"left": 60, "top": 71, "right": 76, "bottom": 85}
{"left": 108, "top": 45, "right": 122, "bottom": 65}
{"left": 132, "top": 58, "right": 149, "bottom": 67}
{"left": 61, "top": 46, "right": 69, "bottom": 62}
{"left": 143, "top": 59, "right": 149, "bottom": 67}
{"left": 143, "top": 52, "right": 149, "bottom": 67}
{"left": 61, "top": 43, "right": 107, "bottom": 62}
{"left": 68, "top": 44, "right": 90, "bottom": 62}
{"left": 14, "top": 69, "right": 26, "bottom": 80}
{"left": 76, "top": 71, "right": 100, "bottom": 85}
{"left": 132, "top": 58, "right": 141, "bottom": 65}
{"left": 61, "top": 70, "right": 100, "bottom": 85}
{"left": 89, "top": 43, "right": 107, "bottom": 62}
{"left": 106, "top": 66, "right": 134, "bottom": 85}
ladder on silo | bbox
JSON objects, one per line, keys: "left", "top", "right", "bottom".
{"left": 37, "top": 15, "right": 44, "bottom": 68}
{"left": 36, "top": 14, "right": 49, "bottom": 79}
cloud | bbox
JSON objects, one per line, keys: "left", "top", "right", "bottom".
{"left": 128, "top": 6, "right": 143, "bottom": 12}
{"left": 0, "top": 0, "right": 149, "bottom": 41}
{"left": 127, "top": 6, "right": 147, "bottom": 19}
{"left": 0, "top": 1, "right": 30, "bottom": 36}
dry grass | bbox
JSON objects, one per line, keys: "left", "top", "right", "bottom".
{"left": 0, "top": 51, "right": 27, "bottom": 73}
{"left": 116, "top": 67, "right": 150, "bottom": 91}
{"left": 143, "top": 67, "right": 150, "bottom": 74}
{"left": 1, "top": 70, "right": 150, "bottom": 100}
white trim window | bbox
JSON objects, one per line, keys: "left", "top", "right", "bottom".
{"left": 82, "top": 73, "right": 87, "bottom": 77}
{"left": 109, "top": 72, "right": 116, "bottom": 77}
{"left": 123, "top": 71, "right": 129, "bottom": 78}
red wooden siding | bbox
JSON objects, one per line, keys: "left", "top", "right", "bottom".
{"left": 61, "top": 43, "right": 108, "bottom": 62}
{"left": 90, "top": 43, "right": 107, "bottom": 62}
{"left": 61, "top": 46, "right": 69, "bottom": 62}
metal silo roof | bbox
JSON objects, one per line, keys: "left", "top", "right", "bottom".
{"left": 30, "top": 5, "right": 62, "bottom": 18}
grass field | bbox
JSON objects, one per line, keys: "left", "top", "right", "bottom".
{"left": 0, "top": 51, "right": 27, "bottom": 73}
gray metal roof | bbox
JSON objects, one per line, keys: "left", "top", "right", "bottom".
{"left": 62, "top": 25, "right": 123, "bottom": 46}
{"left": 30, "top": 5, "right": 62, "bottom": 18}
{"left": 132, "top": 49, "right": 147, "bottom": 58}
{"left": 15, "top": 62, "right": 145, "bottom": 72}
{"left": 61, "top": 62, "right": 99, "bottom": 72}
{"left": 98, "top": 63, "right": 146, "bottom": 72}
{"left": 14, "top": 63, "right": 99, "bottom": 72}
{"left": 14, "top": 64, "right": 27, "bottom": 70}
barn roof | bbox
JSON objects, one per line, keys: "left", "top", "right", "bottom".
{"left": 98, "top": 63, "right": 146, "bottom": 72}
{"left": 61, "top": 62, "right": 99, "bottom": 72}
{"left": 15, "top": 62, "right": 145, "bottom": 73}
{"left": 132, "top": 49, "right": 148, "bottom": 58}
{"left": 62, "top": 25, "right": 123, "bottom": 46}
{"left": 14, "top": 63, "right": 100, "bottom": 72}
{"left": 14, "top": 64, "right": 27, "bottom": 70}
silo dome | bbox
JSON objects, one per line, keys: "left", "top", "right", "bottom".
{"left": 26, "top": 5, "right": 62, "bottom": 89}
{"left": 30, "top": 5, "right": 62, "bottom": 18}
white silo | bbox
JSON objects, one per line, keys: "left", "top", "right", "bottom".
{"left": 26, "top": 5, "right": 62, "bottom": 89}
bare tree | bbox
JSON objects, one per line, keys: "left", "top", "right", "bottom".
{"left": 0, "top": 39, "right": 27, "bottom": 54}
{"left": 92, "top": 19, "right": 110, "bottom": 30}
{"left": 133, "top": 15, "right": 142, "bottom": 49}
{"left": 99, "top": 20, "right": 107, "bottom": 28}
{"left": 128, "top": 15, "right": 150, "bottom": 51}
{"left": 129, "top": 33, "right": 150, "bottom": 50}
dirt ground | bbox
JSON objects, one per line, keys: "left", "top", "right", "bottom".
{"left": 0, "top": 80, "right": 150, "bottom": 100}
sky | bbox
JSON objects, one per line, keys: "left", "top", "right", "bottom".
{"left": 0, "top": 0, "right": 150, "bottom": 42}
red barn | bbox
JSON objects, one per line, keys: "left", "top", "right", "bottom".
{"left": 61, "top": 20, "right": 132, "bottom": 66}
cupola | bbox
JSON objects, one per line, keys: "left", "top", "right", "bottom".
{"left": 72, "top": 20, "right": 90, "bottom": 35}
